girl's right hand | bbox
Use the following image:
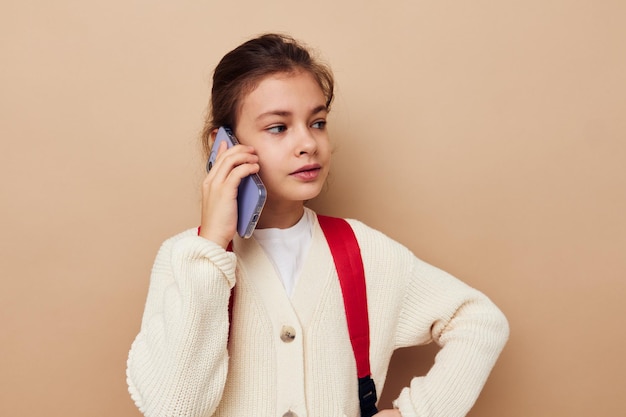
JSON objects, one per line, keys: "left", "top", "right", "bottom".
{"left": 198, "top": 141, "right": 260, "bottom": 249}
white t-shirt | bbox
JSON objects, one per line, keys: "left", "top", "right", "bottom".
{"left": 252, "top": 209, "right": 314, "bottom": 297}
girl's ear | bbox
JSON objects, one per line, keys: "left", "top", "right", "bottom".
{"left": 208, "top": 128, "right": 219, "bottom": 149}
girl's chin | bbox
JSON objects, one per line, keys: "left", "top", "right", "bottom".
{"left": 299, "top": 185, "right": 324, "bottom": 199}
{"left": 265, "top": 187, "right": 324, "bottom": 206}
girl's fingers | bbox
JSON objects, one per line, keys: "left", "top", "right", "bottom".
{"left": 199, "top": 144, "right": 261, "bottom": 248}
{"left": 208, "top": 145, "right": 259, "bottom": 183}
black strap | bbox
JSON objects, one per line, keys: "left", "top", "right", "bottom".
{"left": 359, "top": 375, "right": 379, "bottom": 417}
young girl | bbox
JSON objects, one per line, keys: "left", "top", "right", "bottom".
{"left": 126, "top": 33, "right": 509, "bottom": 417}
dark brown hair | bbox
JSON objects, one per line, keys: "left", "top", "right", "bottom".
{"left": 201, "top": 33, "right": 334, "bottom": 157}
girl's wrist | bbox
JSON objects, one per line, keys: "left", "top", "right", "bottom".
{"left": 197, "top": 226, "right": 231, "bottom": 250}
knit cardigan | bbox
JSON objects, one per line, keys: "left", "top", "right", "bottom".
{"left": 126, "top": 213, "right": 509, "bottom": 417}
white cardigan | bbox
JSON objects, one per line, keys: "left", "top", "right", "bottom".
{"left": 127, "top": 212, "right": 509, "bottom": 417}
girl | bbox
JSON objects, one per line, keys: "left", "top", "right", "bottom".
{"left": 126, "top": 33, "right": 509, "bottom": 417}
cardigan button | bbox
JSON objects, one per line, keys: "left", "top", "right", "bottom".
{"left": 280, "top": 325, "right": 296, "bottom": 343}
{"left": 282, "top": 411, "right": 297, "bottom": 417}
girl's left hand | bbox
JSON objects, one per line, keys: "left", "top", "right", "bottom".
{"left": 374, "top": 409, "right": 401, "bottom": 416}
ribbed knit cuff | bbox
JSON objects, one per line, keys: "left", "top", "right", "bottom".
{"left": 171, "top": 234, "right": 237, "bottom": 288}
{"left": 393, "top": 387, "right": 419, "bottom": 417}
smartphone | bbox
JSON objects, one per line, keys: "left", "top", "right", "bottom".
{"left": 206, "top": 126, "right": 267, "bottom": 238}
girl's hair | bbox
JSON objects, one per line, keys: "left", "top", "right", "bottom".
{"left": 201, "top": 33, "right": 335, "bottom": 157}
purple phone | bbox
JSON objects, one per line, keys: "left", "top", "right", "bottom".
{"left": 207, "top": 126, "right": 266, "bottom": 238}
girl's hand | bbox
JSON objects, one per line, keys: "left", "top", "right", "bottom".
{"left": 374, "top": 410, "right": 402, "bottom": 417}
{"left": 199, "top": 141, "right": 260, "bottom": 249}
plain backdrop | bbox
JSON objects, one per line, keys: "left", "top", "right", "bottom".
{"left": 2, "top": 1, "right": 625, "bottom": 416}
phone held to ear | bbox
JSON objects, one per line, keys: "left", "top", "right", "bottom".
{"left": 206, "top": 126, "right": 267, "bottom": 239}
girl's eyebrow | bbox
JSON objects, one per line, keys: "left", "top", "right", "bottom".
{"left": 256, "top": 104, "right": 328, "bottom": 121}
{"left": 311, "top": 104, "right": 328, "bottom": 115}
{"left": 256, "top": 110, "right": 290, "bottom": 120}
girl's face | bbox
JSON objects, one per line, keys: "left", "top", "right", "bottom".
{"left": 234, "top": 70, "right": 331, "bottom": 210}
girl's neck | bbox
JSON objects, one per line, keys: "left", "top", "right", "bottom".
{"left": 256, "top": 201, "right": 305, "bottom": 230}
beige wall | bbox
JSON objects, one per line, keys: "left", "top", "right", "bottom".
{"left": 2, "top": 1, "right": 625, "bottom": 416}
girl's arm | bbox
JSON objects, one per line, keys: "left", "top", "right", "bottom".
{"left": 127, "top": 133, "right": 258, "bottom": 416}
{"left": 393, "top": 258, "right": 509, "bottom": 417}
{"left": 126, "top": 231, "right": 237, "bottom": 417}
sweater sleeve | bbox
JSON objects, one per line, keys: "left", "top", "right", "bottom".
{"left": 392, "top": 257, "right": 510, "bottom": 417}
{"left": 126, "top": 229, "right": 237, "bottom": 417}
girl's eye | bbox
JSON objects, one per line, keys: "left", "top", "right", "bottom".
{"left": 312, "top": 120, "right": 327, "bottom": 129}
{"left": 267, "top": 125, "right": 286, "bottom": 134}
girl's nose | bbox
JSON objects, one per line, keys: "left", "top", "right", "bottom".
{"left": 296, "top": 127, "right": 317, "bottom": 155}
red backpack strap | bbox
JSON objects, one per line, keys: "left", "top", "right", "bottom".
{"left": 317, "top": 214, "right": 378, "bottom": 417}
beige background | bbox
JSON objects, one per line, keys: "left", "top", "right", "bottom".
{"left": 2, "top": 1, "right": 625, "bottom": 416}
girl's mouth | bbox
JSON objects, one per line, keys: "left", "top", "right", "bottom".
{"left": 291, "top": 164, "right": 321, "bottom": 181}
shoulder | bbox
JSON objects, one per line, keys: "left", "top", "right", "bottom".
{"left": 312, "top": 210, "right": 409, "bottom": 254}
{"left": 315, "top": 214, "right": 416, "bottom": 275}
{"left": 344, "top": 218, "right": 412, "bottom": 257}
